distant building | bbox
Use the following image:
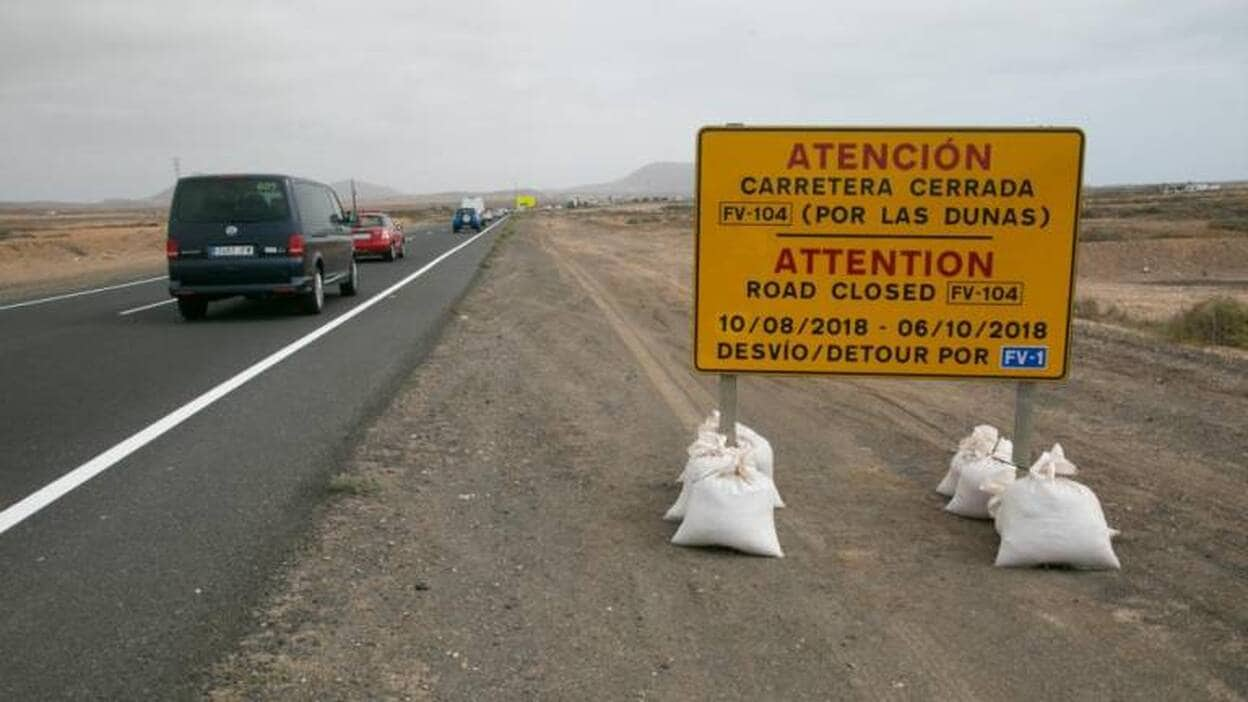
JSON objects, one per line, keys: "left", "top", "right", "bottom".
{"left": 1161, "top": 182, "right": 1222, "bottom": 194}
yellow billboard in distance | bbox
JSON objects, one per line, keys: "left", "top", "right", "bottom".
{"left": 515, "top": 194, "right": 537, "bottom": 209}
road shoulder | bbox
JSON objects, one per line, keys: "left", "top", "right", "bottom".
{"left": 206, "top": 211, "right": 1247, "bottom": 701}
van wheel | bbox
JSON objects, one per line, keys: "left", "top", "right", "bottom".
{"left": 302, "top": 270, "right": 325, "bottom": 314}
{"left": 177, "top": 297, "right": 208, "bottom": 320}
{"left": 383, "top": 244, "right": 395, "bottom": 262}
{"left": 340, "top": 260, "right": 358, "bottom": 296}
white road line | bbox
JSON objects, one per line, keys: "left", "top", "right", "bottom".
{"left": 0, "top": 276, "right": 167, "bottom": 312}
{"left": 119, "top": 299, "right": 176, "bottom": 316}
{"left": 0, "top": 217, "right": 507, "bottom": 537}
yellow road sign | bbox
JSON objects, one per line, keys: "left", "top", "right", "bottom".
{"left": 695, "top": 127, "right": 1084, "bottom": 379}
{"left": 516, "top": 194, "right": 537, "bottom": 209}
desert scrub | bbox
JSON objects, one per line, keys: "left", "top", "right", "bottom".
{"left": 1165, "top": 297, "right": 1248, "bottom": 348}
{"left": 327, "top": 473, "right": 380, "bottom": 496}
{"left": 1209, "top": 216, "right": 1248, "bottom": 233}
{"left": 1072, "top": 297, "right": 1134, "bottom": 324}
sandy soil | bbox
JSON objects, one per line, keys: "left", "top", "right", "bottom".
{"left": 1074, "top": 187, "right": 1248, "bottom": 319}
{"left": 206, "top": 208, "right": 1246, "bottom": 701}
{"left": 0, "top": 204, "right": 445, "bottom": 302}
{"left": 0, "top": 209, "right": 166, "bottom": 301}
{"left": 1076, "top": 237, "right": 1248, "bottom": 320}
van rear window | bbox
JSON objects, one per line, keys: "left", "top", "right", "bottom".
{"left": 174, "top": 178, "right": 291, "bottom": 223}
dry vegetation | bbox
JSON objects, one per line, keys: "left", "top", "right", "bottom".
{"left": 0, "top": 202, "right": 452, "bottom": 302}
{"left": 1072, "top": 184, "right": 1248, "bottom": 348}
{"left": 3, "top": 184, "right": 1245, "bottom": 349}
{"left": 583, "top": 186, "right": 1248, "bottom": 349}
{"left": 0, "top": 208, "right": 167, "bottom": 300}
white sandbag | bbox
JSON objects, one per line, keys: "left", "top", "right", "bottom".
{"left": 665, "top": 427, "right": 784, "bottom": 522}
{"left": 735, "top": 424, "right": 775, "bottom": 478}
{"left": 698, "top": 410, "right": 774, "bottom": 477}
{"left": 945, "top": 454, "right": 1017, "bottom": 519}
{"left": 671, "top": 457, "right": 784, "bottom": 557}
{"left": 989, "top": 444, "right": 1121, "bottom": 570}
{"left": 937, "top": 424, "right": 1014, "bottom": 497}
{"left": 664, "top": 446, "right": 737, "bottom": 522}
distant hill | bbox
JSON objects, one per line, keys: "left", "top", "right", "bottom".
{"left": 566, "top": 162, "right": 692, "bottom": 197}
{"left": 145, "top": 185, "right": 175, "bottom": 205}
{"left": 0, "top": 163, "right": 697, "bottom": 210}
{"left": 331, "top": 180, "right": 408, "bottom": 204}
{"left": 143, "top": 179, "right": 408, "bottom": 206}
{"left": 142, "top": 179, "right": 409, "bottom": 206}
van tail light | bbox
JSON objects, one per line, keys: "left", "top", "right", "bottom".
{"left": 287, "top": 233, "right": 305, "bottom": 258}
{"left": 166, "top": 239, "right": 179, "bottom": 259}
{"left": 377, "top": 228, "right": 390, "bottom": 240}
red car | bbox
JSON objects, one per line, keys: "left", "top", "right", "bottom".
{"left": 351, "top": 212, "right": 405, "bottom": 261}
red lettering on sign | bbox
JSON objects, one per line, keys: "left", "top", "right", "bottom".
{"left": 781, "top": 141, "right": 994, "bottom": 172}
{"left": 812, "top": 143, "right": 834, "bottom": 169}
{"left": 770, "top": 248, "right": 995, "bottom": 278}
{"left": 774, "top": 247, "right": 797, "bottom": 273}
{"left": 837, "top": 143, "right": 857, "bottom": 170}
{"left": 786, "top": 144, "right": 809, "bottom": 170}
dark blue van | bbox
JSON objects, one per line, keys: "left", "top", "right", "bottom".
{"left": 166, "top": 174, "right": 358, "bottom": 319}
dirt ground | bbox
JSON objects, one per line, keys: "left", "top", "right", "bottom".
{"left": 0, "top": 203, "right": 455, "bottom": 303}
{"left": 1074, "top": 186, "right": 1248, "bottom": 320}
{"left": 0, "top": 209, "right": 167, "bottom": 300}
{"left": 205, "top": 205, "right": 1246, "bottom": 701}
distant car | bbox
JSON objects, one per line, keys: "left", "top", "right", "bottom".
{"left": 166, "top": 174, "right": 358, "bottom": 319}
{"left": 452, "top": 207, "right": 481, "bottom": 233}
{"left": 480, "top": 209, "right": 495, "bottom": 226}
{"left": 352, "top": 211, "right": 405, "bottom": 261}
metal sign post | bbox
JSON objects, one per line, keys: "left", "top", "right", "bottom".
{"left": 693, "top": 126, "right": 1084, "bottom": 465}
{"left": 718, "top": 374, "right": 738, "bottom": 447}
{"left": 1012, "top": 381, "right": 1035, "bottom": 467}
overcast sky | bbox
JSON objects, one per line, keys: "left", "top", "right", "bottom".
{"left": 1, "top": 0, "right": 1245, "bottom": 201}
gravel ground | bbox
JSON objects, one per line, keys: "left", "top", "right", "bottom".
{"left": 206, "top": 208, "right": 1247, "bottom": 701}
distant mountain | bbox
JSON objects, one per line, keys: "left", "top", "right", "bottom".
{"left": 331, "top": 180, "right": 408, "bottom": 203}
{"left": 145, "top": 185, "right": 175, "bottom": 205}
{"left": 566, "top": 162, "right": 693, "bottom": 197}
{"left": 137, "top": 180, "right": 407, "bottom": 206}
{"left": 0, "top": 164, "right": 695, "bottom": 211}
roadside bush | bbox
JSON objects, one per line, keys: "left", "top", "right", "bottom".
{"left": 327, "top": 473, "right": 380, "bottom": 496}
{"left": 1209, "top": 216, "right": 1248, "bottom": 233}
{"left": 1165, "top": 297, "right": 1248, "bottom": 348}
{"left": 1072, "top": 298, "right": 1133, "bottom": 324}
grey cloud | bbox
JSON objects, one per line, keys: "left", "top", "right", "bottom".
{"left": 0, "top": 0, "right": 1244, "bottom": 201}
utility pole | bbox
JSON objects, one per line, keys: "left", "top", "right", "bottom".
{"left": 172, "top": 156, "right": 181, "bottom": 180}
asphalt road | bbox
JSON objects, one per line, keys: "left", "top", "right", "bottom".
{"left": 0, "top": 219, "right": 506, "bottom": 699}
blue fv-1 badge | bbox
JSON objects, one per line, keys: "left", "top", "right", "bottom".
{"left": 1001, "top": 346, "right": 1048, "bottom": 369}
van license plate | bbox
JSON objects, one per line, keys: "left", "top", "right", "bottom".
{"left": 210, "top": 245, "right": 254, "bottom": 257}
